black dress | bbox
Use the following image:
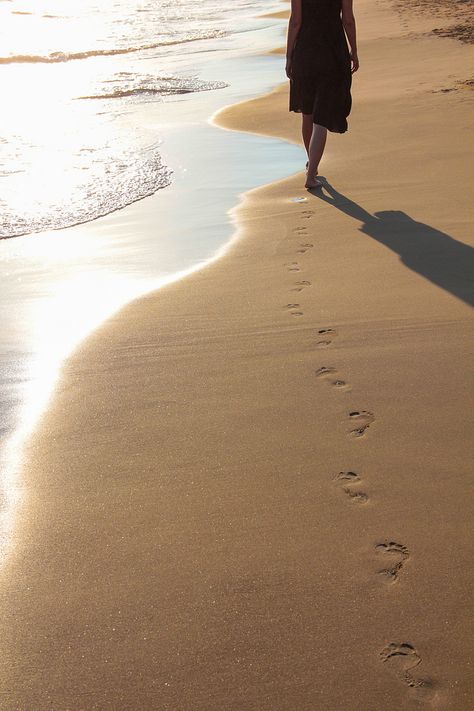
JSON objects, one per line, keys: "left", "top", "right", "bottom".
{"left": 289, "top": 0, "right": 352, "bottom": 133}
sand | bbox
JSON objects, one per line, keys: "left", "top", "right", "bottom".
{"left": 392, "top": 0, "right": 474, "bottom": 44}
{"left": 0, "top": 0, "right": 473, "bottom": 709}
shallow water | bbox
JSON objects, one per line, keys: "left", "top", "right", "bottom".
{"left": 0, "top": 2, "right": 305, "bottom": 557}
{"left": 0, "top": 0, "right": 276, "bottom": 238}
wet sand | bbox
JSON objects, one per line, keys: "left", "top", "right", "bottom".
{"left": 0, "top": 0, "right": 473, "bottom": 709}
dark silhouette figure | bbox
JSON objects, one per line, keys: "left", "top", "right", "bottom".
{"left": 309, "top": 180, "right": 474, "bottom": 308}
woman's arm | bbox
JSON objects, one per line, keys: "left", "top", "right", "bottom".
{"left": 342, "top": 0, "right": 359, "bottom": 73}
{"left": 285, "top": 0, "right": 302, "bottom": 78}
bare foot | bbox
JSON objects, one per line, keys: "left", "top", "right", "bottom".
{"left": 305, "top": 162, "right": 322, "bottom": 189}
{"left": 305, "top": 176, "right": 322, "bottom": 189}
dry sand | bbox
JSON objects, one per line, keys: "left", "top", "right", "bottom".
{"left": 1, "top": 0, "right": 473, "bottom": 709}
{"left": 392, "top": 0, "right": 474, "bottom": 44}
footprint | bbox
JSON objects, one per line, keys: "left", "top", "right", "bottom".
{"left": 315, "top": 328, "right": 337, "bottom": 347}
{"left": 315, "top": 366, "right": 350, "bottom": 391}
{"left": 293, "top": 226, "right": 307, "bottom": 233}
{"left": 301, "top": 210, "right": 314, "bottom": 220}
{"left": 334, "top": 471, "right": 369, "bottom": 504}
{"left": 380, "top": 643, "right": 432, "bottom": 695}
{"left": 315, "top": 366, "right": 337, "bottom": 378}
{"left": 286, "top": 304, "right": 303, "bottom": 316}
{"left": 284, "top": 303, "right": 303, "bottom": 316}
{"left": 376, "top": 541, "right": 410, "bottom": 583}
{"left": 297, "top": 243, "right": 314, "bottom": 253}
{"left": 348, "top": 410, "right": 374, "bottom": 437}
{"left": 291, "top": 279, "right": 311, "bottom": 293}
{"left": 286, "top": 262, "right": 301, "bottom": 272}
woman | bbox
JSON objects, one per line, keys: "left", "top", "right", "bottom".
{"left": 286, "top": 0, "right": 359, "bottom": 188}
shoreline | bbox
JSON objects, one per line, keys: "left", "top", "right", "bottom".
{"left": 1, "top": 1, "right": 473, "bottom": 708}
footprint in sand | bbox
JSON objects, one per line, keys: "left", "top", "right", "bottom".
{"left": 315, "top": 366, "right": 337, "bottom": 377}
{"left": 286, "top": 262, "right": 301, "bottom": 272}
{"left": 297, "top": 243, "right": 314, "bottom": 254}
{"left": 315, "top": 328, "right": 337, "bottom": 347}
{"left": 301, "top": 209, "right": 314, "bottom": 220}
{"left": 376, "top": 541, "right": 410, "bottom": 583}
{"left": 284, "top": 303, "right": 303, "bottom": 317}
{"left": 334, "top": 471, "right": 369, "bottom": 504}
{"left": 291, "top": 279, "right": 312, "bottom": 293}
{"left": 293, "top": 226, "right": 308, "bottom": 233}
{"left": 315, "top": 366, "right": 350, "bottom": 391}
{"left": 348, "top": 410, "right": 375, "bottom": 437}
{"left": 380, "top": 643, "right": 434, "bottom": 699}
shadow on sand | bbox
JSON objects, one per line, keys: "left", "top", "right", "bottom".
{"left": 308, "top": 180, "right": 474, "bottom": 308}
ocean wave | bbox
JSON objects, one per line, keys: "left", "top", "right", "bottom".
{"left": 0, "top": 146, "right": 173, "bottom": 240}
{"left": 76, "top": 76, "right": 228, "bottom": 100}
{"left": 0, "top": 31, "right": 226, "bottom": 65}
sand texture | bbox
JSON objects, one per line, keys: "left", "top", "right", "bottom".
{"left": 392, "top": 0, "right": 474, "bottom": 44}
{"left": 0, "top": 0, "right": 473, "bottom": 709}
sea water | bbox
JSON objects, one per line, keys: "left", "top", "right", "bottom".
{"left": 0, "top": 0, "right": 280, "bottom": 237}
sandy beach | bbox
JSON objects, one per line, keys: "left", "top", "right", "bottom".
{"left": 1, "top": 1, "right": 473, "bottom": 709}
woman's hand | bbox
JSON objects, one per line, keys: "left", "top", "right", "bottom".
{"left": 285, "top": 58, "right": 292, "bottom": 79}
{"left": 351, "top": 52, "right": 359, "bottom": 73}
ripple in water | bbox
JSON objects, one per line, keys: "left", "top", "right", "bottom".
{"left": 1, "top": 141, "right": 172, "bottom": 239}
{"left": 76, "top": 72, "right": 228, "bottom": 101}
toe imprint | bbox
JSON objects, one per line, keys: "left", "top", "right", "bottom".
{"left": 376, "top": 541, "right": 409, "bottom": 557}
{"left": 315, "top": 366, "right": 337, "bottom": 377}
{"left": 381, "top": 642, "right": 418, "bottom": 664}
{"left": 335, "top": 471, "right": 361, "bottom": 483}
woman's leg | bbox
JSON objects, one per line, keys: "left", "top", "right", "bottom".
{"left": 305, "top": 123, "right": 327, "bottom": 188}
{"left": 302, "top": 114, "right": 313, "bottom": 157}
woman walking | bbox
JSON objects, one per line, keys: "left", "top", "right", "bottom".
{"left": 286, "top": 0, "right": 359, "bottom": 188}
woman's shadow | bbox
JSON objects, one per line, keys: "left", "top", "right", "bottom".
{"left": 309, "top": 180, "right": 474, "bottom": 308}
